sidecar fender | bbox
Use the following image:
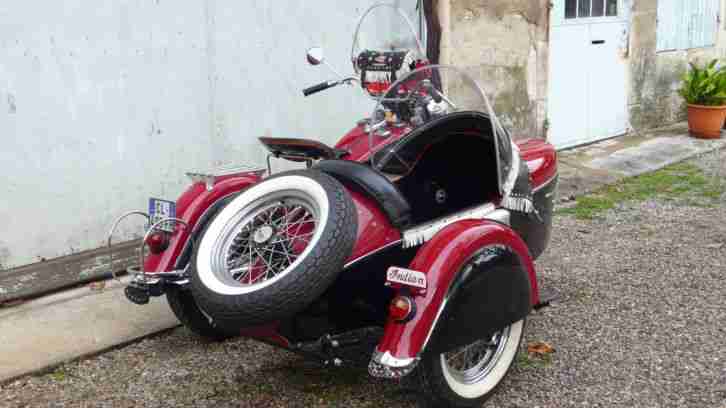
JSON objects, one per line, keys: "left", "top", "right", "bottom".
{"left": 143, "top": 175, "right": 261, "bottom": 273}
{"left": 371, "top": 219, "right": 539, "bottom": 376}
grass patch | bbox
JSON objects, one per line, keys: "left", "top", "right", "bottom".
{"left": 48, "top": 367, "right": 68, "bottom": 382}
{"left": 558, "top": 162, "right": 724, "bottom": 219}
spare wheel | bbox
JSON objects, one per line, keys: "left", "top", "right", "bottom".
{"left": 189, "top": 170, "right": 357, "bottom": 329}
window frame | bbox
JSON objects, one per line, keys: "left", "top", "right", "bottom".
{"left": 554, "top": 0, "right": 625, "bottom": 27}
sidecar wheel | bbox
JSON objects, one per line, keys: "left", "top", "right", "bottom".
{"left": 414, "top": 319, "right": 525, "bottom": 408}
{"left": 190, "top": 170, "right": 357, "bottom": 329}
{"left": 166, "top": 287, "right": 235, "bottom": 341}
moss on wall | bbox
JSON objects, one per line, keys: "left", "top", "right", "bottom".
{"left": 448, "top": 0, "right": 548, "bottom": 139}
{"left": 627, "top": 2, "right": 723, "bottom": 131}
{"left": 493, "top": 65, "right": 536, "bottom": 135}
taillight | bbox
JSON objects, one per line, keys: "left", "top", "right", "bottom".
{"left": 145, "top": 231, "right": 170, "bottom": 254}
{"left": 388, "top": 295, "right": 415, "bottom": 323}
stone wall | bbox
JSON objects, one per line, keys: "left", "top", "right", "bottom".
{"left": 447, "top": 0, "right": 726, "bottom": 140}
{"left": 628, "top": 0, "right": 726, "bottom": 131}
{"left": 447, "top": 0, "right": 550, "bottom": 139}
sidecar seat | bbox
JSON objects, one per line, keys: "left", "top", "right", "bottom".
{"left": 315, "top": 160, "right": 412, "bottom": 229}
{"left": 371, "top": 111, "right": 499, "bottom": 176}
{"left": 372, "top": 111, "right": 502, "bottom": 223}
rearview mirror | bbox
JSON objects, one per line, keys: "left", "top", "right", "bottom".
{"left": 306, "top": 47, "right": 325, "bottom": 66}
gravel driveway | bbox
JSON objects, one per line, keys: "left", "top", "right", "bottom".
{"left": 2, "top": 153, "right": 725, "bottom": 408}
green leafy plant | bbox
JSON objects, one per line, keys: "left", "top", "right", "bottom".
{"left": 679, "top": 59, "right": 726, "bottom": 106}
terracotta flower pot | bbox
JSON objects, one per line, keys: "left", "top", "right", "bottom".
{"left": 687, "top": 104, "right": 726, "bottom": 139}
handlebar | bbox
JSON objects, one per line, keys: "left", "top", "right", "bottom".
{"left": 302, "top": 77, "right": 359, "bottom": 97}
{"left": 303, "top": 80, "right": 339, "bottom": 97}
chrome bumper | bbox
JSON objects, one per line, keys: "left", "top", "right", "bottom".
{"left": 368, "top": 350, "right": 420, "bottom": 379}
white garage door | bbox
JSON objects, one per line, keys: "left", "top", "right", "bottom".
{"left": 548, "top": 0, "right": 629, "bottom": 149}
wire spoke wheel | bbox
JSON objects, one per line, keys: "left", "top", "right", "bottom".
{"left": 209, "top": 192, "right": 321, "bottom": 294}
{"left": 190, "top": 171, "right": 358, "bottom": 328}
{"left": 441, "top": 327, "right": 510, "bottom": 385}
{"left": 415, "top": 319, "right": 525, "bottom": 407}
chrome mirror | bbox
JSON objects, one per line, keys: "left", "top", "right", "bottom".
{"left": 306, "top": 47, "right": 325, "bottom": 66}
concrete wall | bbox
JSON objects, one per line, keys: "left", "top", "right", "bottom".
{"left": 0, "top": 1, "right": 419, "bottom": 270}
{"left": 627, "top": 0, "right": 726, "bottom": 131}
{"left": 446, "top": 0, "right": 550, "bottom": 140}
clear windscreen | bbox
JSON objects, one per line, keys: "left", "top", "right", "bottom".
{"left": 367, "top": 65, "right": 515, "bottom": 195}
{"left": 351, "top": 3, "right": 426, "bottom": 73}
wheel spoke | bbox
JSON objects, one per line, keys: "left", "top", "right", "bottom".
{"left": 253, "top": 247, "right": 273, "bottom": 272}
{"left": 275, "top": 231, "right": 315, "bottom": 244}
{"left": 220, "top": 196, "right": 318, "bottom": 289}
{"left": 259, "top": 245, "right": 297, "bottom": 265}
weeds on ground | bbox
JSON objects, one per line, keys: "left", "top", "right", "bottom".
{"left": 47, "top": 367, "right": 68, "bottom": 382}
{"left": 516, "top": 351, "right": 552, "bottom": 369}
{"left": 558, "top": 162, "right": 725, "bottom": 219}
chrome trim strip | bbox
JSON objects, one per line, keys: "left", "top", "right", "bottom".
{"left": 343, "top": 240, "right": 403, "bottom": 269}
{"left": 402, "top": 203, "right": 497, "bottom": 248}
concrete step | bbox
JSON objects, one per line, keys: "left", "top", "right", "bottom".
{"left": 0, "top": 277, "right": 178, "bottom": 383}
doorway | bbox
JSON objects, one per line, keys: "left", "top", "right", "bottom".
{"left": 548, "top": 0, "right": 629, "bottom": 149}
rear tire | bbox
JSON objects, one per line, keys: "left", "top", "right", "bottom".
{"left": 414, "top": 319, "right": 526, "bottom": 408}
{"left": 166, "top": 287, "right": 235, "bottom": 341}
{"left": 190, "top": 170, "right": 357, "bottom": 329}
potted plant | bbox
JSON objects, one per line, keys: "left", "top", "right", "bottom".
{"left": 679, "top": 59, "right": 726, "bottom": 139}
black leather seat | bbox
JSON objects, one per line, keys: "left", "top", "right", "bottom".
{"left": 259, "top": 137, "right": 349, "bottom": 162}
{"left": 314, "top": 160, "right": 411, "bottom": 229}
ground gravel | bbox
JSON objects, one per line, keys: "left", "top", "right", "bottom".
{"left": 1, "top": 153, "right": 725, "bottom": 408}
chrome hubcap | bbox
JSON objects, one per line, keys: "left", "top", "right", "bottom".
{"left": 252, "top": 225, "right": 275, "bottom": 244}
{"left": 442, "top": 326, "right": 511, "bottom": 385}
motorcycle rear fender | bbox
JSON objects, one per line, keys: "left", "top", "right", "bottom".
{"left": 143, "top": 175, "right": 261, "bottom": 273}
{"left": 374, "top": 219, "right": 539, "bottom": 366}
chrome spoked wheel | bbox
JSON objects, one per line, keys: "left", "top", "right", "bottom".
{"left": 191, "top": 171, "right": 357, "bottom": 328}
{"left": 209, "top": 191, "right": 322, "bottom": 294}
{"left": 434, "top": 319, "right": 525, "bottom": 401}
{"left": 441, "top": 326, "right": 510, "bottom": 385}
{"left": 224, "top": 199, "right": 317, "bottom": 285}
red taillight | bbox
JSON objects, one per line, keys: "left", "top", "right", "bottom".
{"left": 388, "top": 295, "right": 415, "bottom": 323}
{"left": 145, "top": 232, "right": 170, "bottom": 254}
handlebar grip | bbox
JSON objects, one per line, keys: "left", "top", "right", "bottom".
{"left": 303, "top": 81, "right": 337, "bottom": 97}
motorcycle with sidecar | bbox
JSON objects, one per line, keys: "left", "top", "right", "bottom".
{"left": 108, "top": 4, "right": 558, "bottom": 407}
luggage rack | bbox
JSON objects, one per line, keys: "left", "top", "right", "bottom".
{"left": 186, "top": 163, "right": 266, "bottom": 191}
{"left": 106, "top": 211, "right": 191, "bottom": 304}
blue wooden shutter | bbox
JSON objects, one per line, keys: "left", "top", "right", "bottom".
{"left": 656, "top": 0, "right": 685, "bottom": 51}
{"left": 696, "top": 0, "right": 719, "bottom": 48}
{"left": 657, "top": 0, "right": 719, "bottom": 51}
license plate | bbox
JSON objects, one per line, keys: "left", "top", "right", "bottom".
{"left": 386, "top": 266, "right": 427, "bottom": 289}
{"left": 149, "top": 198, "right": 176, "bottom": 232}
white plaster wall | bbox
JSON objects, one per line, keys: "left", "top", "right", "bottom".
{"left": 0, "top": 0, "right": 420, "bottom": 269}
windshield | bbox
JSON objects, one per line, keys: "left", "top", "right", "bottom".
{"left": 351, "top": 3, "right": 425, "bottom": 71}
{"left": 367, "top": 65, "right": 517, "bottom": 196}
{"left": 351, "top": 3, "right": 427, "bottom": 99}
